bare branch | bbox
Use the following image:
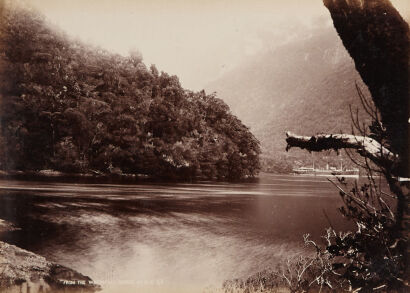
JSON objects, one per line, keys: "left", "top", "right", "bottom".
{"left": 285, "top": 132, "right": 396, "bottom": 168}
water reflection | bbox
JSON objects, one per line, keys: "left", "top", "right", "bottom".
{"left": 0, "top": 174, "right": 353, "bottom": 292}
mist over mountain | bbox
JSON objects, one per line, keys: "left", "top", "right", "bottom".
{"left": 206, "top": 25, "right": 371, "bottom": 172}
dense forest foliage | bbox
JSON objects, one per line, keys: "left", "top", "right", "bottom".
{"left": 0, "top": 5, "right": 260, "bottom": 180}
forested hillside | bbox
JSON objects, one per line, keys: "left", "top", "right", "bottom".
{"left": 206, "top": 26, "right": 371, "bottom": 172}
{"left": 0, "top": 6, "right": 260, "bottom": 180}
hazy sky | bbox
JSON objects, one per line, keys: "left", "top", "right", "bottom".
{"left": 18, "top": 0, "right": 410, "bottom": 91}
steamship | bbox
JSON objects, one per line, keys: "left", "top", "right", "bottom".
{"left": 293, "top": 161, "right": 359, "bottom": 177}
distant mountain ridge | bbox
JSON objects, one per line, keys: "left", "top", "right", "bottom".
{"left": 206, "top": 26, "right": 371, "bottom": 172}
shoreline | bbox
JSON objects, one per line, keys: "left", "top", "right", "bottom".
{"left": 0, "top": 220, "right": 100, "bottom": 293}
{"left": 0, "top": 169, "right": 261, "bottom": 184}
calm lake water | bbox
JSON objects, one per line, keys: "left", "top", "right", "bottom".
{"left": 0, "top": 173, "right": 354, "bottom": 292}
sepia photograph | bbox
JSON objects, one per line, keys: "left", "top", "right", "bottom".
{"left": 0, "top": 0, "right": 409, "bottom": 292}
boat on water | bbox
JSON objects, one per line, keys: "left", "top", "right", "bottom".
{"left": 293, "top": 162, "right": 359, "bottom": 177}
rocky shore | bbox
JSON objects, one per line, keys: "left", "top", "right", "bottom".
{"left": 0, "top": 220, "right": 100, "bottom": 293}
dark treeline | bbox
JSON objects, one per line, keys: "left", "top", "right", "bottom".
{"left": 0, "top": 5, "right": 260, "bottom": 180}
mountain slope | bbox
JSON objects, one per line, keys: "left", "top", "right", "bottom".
{"left": 0, "top": 5, "right": 260, "bottom": 180}
{"left": 206, "top": 26, "right": 371, "bottom": 172}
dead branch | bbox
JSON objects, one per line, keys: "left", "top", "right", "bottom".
{"left": 285, "top": 132, "right": 396, "bottom": 168}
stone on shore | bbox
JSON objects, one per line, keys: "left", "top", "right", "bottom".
{"left": 0, "top": 241, "right": 100, "bottom": 293}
